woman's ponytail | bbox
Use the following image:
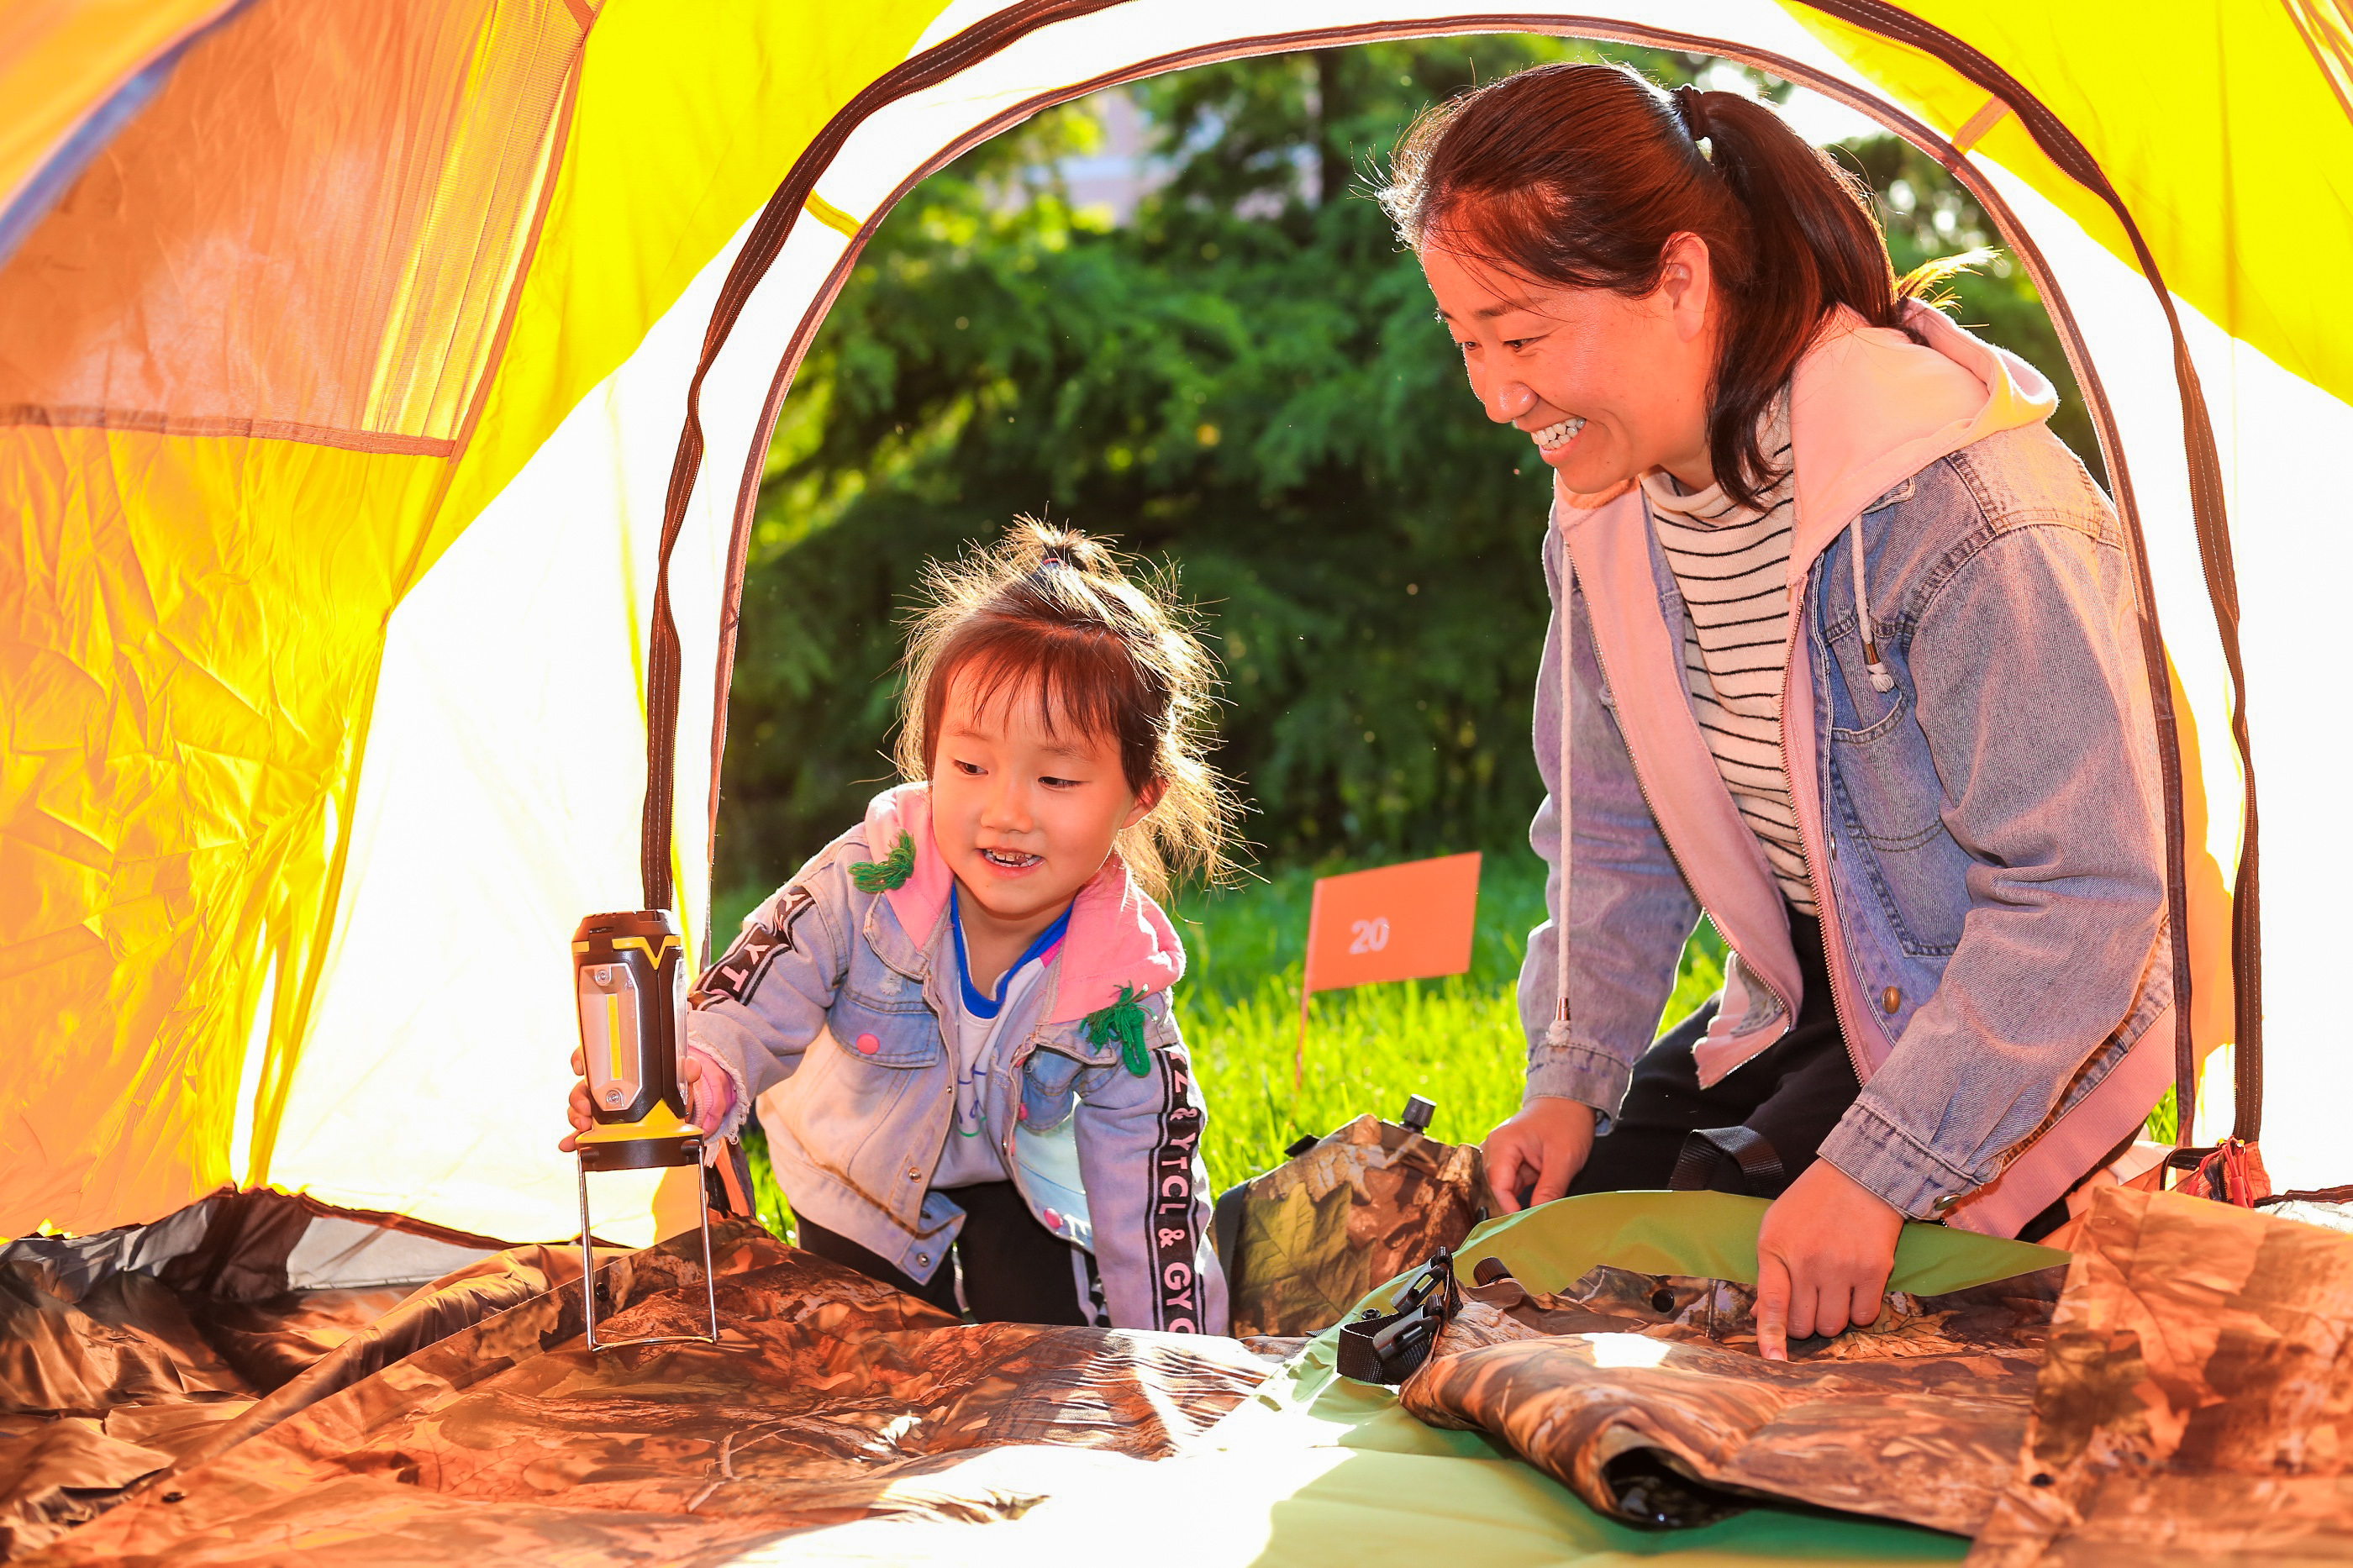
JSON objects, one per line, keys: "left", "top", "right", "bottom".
{"left": 1382, "top": 65, "right": 1919, "bottom": 509}
{"left": 1671, "top": 87, "right": 1908, "bottom": 501}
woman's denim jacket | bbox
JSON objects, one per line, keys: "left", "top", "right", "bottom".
{"left": 1519, "top": 306, "right": 2174, "bottom": 1238}
{"left": 687, "top": 785, "right": 1225, "bottom": 1334}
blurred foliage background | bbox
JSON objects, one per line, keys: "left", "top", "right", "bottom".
{"left": 713, "top": 36, "right": 2103, "bottom": 920}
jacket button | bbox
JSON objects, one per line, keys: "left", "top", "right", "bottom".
{"left": 915, "top": 1252, "right": 929, "bottom": 1267}
{"left": 856, "top": 1034, "right": 880, "bottom": 1054}
{"left": 1933, "top": 1194, "right": 1960, "bottom": 1214}
{"left": 1880, "top": 987, "right": 1903, "bottom": 1014}
{"left": 907, "top": 1169, "right": 921, "bottom": 1181}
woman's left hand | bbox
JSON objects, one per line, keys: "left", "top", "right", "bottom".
{"left": 1753, "top": 1159, "right": 1904, "bottom": 1360}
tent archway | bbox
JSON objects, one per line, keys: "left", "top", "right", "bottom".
{"left": 648, "top": 6, "right": 2250, "bottom": 1190}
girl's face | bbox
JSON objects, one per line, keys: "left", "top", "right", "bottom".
{"left": 1419, "top": 234, "right": 1720, "bottom": 495}
{"left": 929, "top": 668, "right": 1157, "bottom": 931}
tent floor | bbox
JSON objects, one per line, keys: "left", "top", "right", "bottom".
{"left": 2, "top": 1197, "right": 1287, "bottom": 1563}
{"left": 6, "top": 1187, "right": 2347, "bottom": 1565}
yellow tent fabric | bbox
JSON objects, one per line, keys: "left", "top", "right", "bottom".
{"left": 2, "top": 0, "right": 2341, "bottom": 1246}
{"left": 1792, "top": 2, "right": 2353, "bottom": 409}
{"left": 1, "top": 0, "right": 944, "bottom": 1239}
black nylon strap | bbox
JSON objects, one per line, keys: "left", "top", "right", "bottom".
{"left": 1209, "top": 1180, "right": 1250, "bottom": 1275}
{"left": 1670, "top": 1126, "right": 1787, "bottom": 1197}
{"left": 1790, "top": 1, "right": 2261, "bottom": 1139}
{"left": 1334, "top": 1250, "right": 1458, "bottom": 1385}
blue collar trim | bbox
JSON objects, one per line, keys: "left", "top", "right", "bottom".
{"left": 950, "top": 888, "right": 1071, "bottom": 1018}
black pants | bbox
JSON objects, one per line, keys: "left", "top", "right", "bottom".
{"left": 1569, "top": 909, "right": 1857, "bottom": 1201}
{"left": 793, "top": 1181, "right": 1090, "bottom": 1325}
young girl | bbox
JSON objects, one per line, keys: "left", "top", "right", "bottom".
{"left": 566, "top": 524, "right": 1234, "bottom": 1332}
{"left": 1382, "top": 66, "right": 2171, "bottom": 1355}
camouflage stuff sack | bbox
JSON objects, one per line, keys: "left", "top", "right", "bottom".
{"left": 1972, "top": 1182, "right": 2353, "bottom": 1566}
{"left": 1212, "top": 1103, "right": 1485, "bottom": 1339}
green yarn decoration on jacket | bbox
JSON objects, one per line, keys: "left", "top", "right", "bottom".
{"left": 1086, "top": 984, "right": 1152, "bottom": 1076}
{"left": 849, "top": 830, "right": 916, "bottom": 893}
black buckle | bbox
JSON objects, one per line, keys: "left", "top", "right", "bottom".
{"left": 1335, "top": 1249, "right": 1458, "bottom": 1384}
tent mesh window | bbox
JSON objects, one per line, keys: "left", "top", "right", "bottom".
{"left": 0, "top": 0, "right": 592, "bottom": 454}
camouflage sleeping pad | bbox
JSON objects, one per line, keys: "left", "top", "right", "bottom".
{"left": 1392, "top": 1250, "right": 2066, "bottom": 1535}
{"left": 1970, "top": 1182, "right": 2353, "bottom": 1565}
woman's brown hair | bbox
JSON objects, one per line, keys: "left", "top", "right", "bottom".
{"left": 1381, "top": 64, "right": 1932, "bottom": 508}
{"left": 896, "top": 519, "right": 1236, "bottom": 898}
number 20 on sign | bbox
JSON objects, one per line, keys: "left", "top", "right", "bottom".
{"left": 1298, "top": 853, "right": 1482, "bottom": 1085}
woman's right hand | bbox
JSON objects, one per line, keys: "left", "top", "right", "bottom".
{"left": 1482, "top": 1097, "right": 1597, "bottom": 1213}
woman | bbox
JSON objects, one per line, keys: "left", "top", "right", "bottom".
{"left": 1379, "top": 66, "right": 2172, "bottom": 1357}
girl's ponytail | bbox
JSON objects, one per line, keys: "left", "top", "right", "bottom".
{"left": 1382, "top": 65, "right": 1924, "bottom": 509}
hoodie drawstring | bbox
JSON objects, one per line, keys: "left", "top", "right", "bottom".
{"left": 1549, "top": 527, "right": 1575, "bottom": 1049}
{"left": 1850, "top": 513, "right": 1897, "bottom": 693}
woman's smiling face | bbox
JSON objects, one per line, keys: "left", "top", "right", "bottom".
{"left": 1419, "top": 234, "right": 1721, "bottom": 495}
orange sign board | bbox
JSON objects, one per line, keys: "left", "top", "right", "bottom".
{"left": 1304, "top": 852, "right": 1482, "bottom": 995}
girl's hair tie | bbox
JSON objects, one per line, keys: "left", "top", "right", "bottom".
{"left": 1674, "top": 83, "right": 1711, "bottom": 142}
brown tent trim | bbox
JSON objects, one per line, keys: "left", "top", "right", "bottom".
{"left": 637, "top": 0, "right": 1131, "bottom": 918}
{"left": 654, "top": 3, "right": 2248, "bottom": 1142}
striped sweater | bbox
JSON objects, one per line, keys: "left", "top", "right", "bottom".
{"left": 1638, "top": 405, "right": 1818, "bottom": 917}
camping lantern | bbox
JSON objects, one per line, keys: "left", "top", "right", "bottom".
{"left": 571, "top": 908, "right": 720, "bottom": 1350}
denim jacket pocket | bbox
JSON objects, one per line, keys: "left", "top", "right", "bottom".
{"left": 1020, "top": 1046, "right": 1087, "bottom": 1132}
{"left": 1826, "top": 762, "right": 1971, "bottom": 957}
{"left": 1824, "top": 647, "right": 1971, "bottom": 957}
{"left": 825, "top": 987, "right": 941, "bottom": 1070}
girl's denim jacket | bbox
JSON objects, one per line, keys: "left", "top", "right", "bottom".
{"left": 1522, "top": 305, "right": 2174, "bottom": 1238}
{"left": 686, "top": 784, "right": 1225, "bottom": 1334}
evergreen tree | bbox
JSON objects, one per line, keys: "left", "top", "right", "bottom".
{"left": 717, "top": 39, "right": 2100, "bottom": 902}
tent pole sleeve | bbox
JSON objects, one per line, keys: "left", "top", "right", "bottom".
{"left": 636, "top": 0, "right": 1134, "bottom": 918}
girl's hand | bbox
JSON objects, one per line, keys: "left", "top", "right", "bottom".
{"left": 1482, "top": 1097, "right": 1596, "bottom": 1213}
{"left": 1754, "top": 1159, "right": 1904, "bottom": 1360}
{"left": 558, "top": 1045, "right": 593, "bottom": 1153}
{"left": 555, "top": 1050, "right": 712, "bottom": 1153}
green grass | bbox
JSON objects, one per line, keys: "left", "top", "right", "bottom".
{"left": 732, "top": 853, "right": 1726, "bottom": 1224}
{"left": 734, "top": 852, "right": 2179, "bottom": 1233}
{"left": 1172, "top": 857, "right": 1724, "bottom": 1192}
